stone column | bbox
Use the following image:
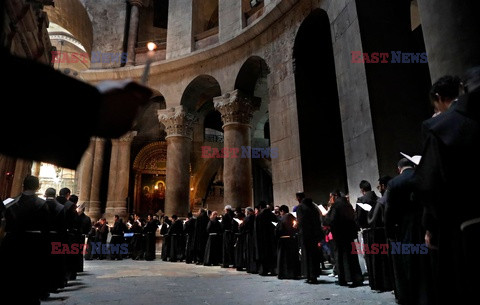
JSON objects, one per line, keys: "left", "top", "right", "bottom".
{"left": 417, "top": 0, "right": 480, "bottom": 81}
{"left": 105, "top": 132, "right": 136, "bottom": 222}
{"left": 82, "top": 138, "right": 105, "bottom": 221}
{"left": 126, "top": 0, "right": 143, "bottom": 66}
{"left": 214, "top": 89, "right": 260, "bottom": 208}
{"left": 158, "top": 106, "right": 196, "bottom": 217}
{"left": 77, "top": 139, "right": 95, "bottom": 207}
{"left": 10, "top": 159, "right": 33, "bottom": 197}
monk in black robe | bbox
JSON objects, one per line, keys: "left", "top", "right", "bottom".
{"left": 254, "top": 203, "right": 277, "bottom": 276}
{"left": 204, "top": 211, "right": 223, "bottom": 266}
{"left": 144, "top": 215, "right": 158, "bottom": 261}
{"left": 74, "top": 205, "right": 92, "bottom": 267}
{"left": 221, "top": 205, "right": 236, "bottom": 268}
{"left": 296, "top": 198, "right": 323, "bottom": 283}
{"left": 194, "top": 209, "right": 210, "bottom": 264}
{"left": 414, "top": 70, "right": 480, "bottom": 305}
{"left": 57, "top": 188, "right": 78, "bottom": 281}
{"left": 110, "top": 215, "right": 127, "bottom": 260}
{"left": 184, "top": 212, "right": 197, "bottom": 264}
{"left": 355, "top": 180, "right": 378, "bottom": 289}
{"left": 324, "top": 191, "right": 363, "bottom": 287}
{"left": 276, "top": 205, "right": 300, "bottom": 279}
{"left": 44, "top": 188, "right": 67, "bottom": 292}
{"left": 160, "top": 216, "right": 171, "bottom": 261}
{"left": 0, "top": 176, "right": 50, "bottom": 304}
{"left": 385, "top": 158, "right": 433, "bottom": 305}
{"left": 168, "top": 215, "right": 185, "bottom": 262}
{"left": 131, "top": 216, "right": 144, "bottom": 260}
{"left": 244, "top": 207, "right": 257, "bottom": 273}
{"left": 365, "top": 176, "right": 394, "bottom": 292}
{"left": 234, "top": 210, "right": 246, "bottom": 271}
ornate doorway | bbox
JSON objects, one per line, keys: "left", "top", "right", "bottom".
{"left": 132, "top": 142, "right": 167, "bottom": 216}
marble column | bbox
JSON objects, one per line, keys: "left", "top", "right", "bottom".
{"left": 10, "top": 159, "right": 32, "bottom": 197}
{"left": 77, "top": 139, "right": 95, "bottom": 208}
{"left": 417, "top": 0, "right": 480, "bottom": 81}
{"left": 158, "top": 106, "right": 196, "bottom": 217}
{"left": 87, "top": 138, "right": 105, "bottom": 221}
{"left": 105, "top": 131, "right": 136, "bottom": 222}
{"left": 32, "top": 161, "right": 41, "bottom": 177}
{"left": 214, "top": 89, "right": 260, "bottom": 208}
{"left": 126, "top": 0, "right": 143, "bottom": 66}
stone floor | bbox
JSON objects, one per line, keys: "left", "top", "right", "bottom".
{"left": 44, "top": 258, "right": 397, "bottom": 305}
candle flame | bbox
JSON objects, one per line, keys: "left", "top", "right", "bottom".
{"left": 147, "top": 42, "right": 157, "bottom": 51}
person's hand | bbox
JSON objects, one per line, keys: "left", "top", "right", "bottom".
{"left": 94, "top": 80, "right": 152, "bottom": 138}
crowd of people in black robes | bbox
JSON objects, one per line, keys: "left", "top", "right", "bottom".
{"left": 349, "top": 67, "right": 480, "bottom": 305}
{"left": 0, "top": 182, "right": 92, "bottom": 304}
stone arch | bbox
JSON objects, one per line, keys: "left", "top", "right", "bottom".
{"left": 133, "top": 89, "right": 167, "bottom": 141}
{"left": 44, "top": 0, "right": 93, "bottom": 54}
{"left": 234, "top": 56, "right": 270, "bottom": 96}
{"left": 180, "top": 75, "right": 222, "bottom": 113}
{"left": 132, "top": 141, "right": 167, "bottom": 215}
{"left": 293, "top": 8, "right": 348, "bottom": 201}
{"left": 191, "top": 157, "right": 223, "bottom": 208}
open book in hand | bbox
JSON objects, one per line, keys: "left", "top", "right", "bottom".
{"left": 356, "top": 202, "right": 372, "bottom": 212}
{"left": 317, "top": 204, "right": 328, "bottom": 216}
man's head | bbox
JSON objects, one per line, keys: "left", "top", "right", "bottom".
{"left": 274, "top": 206, "right": 280, "bottom": 215}
{"left": 397, "top": 158, "right": 415, "bottom": 173}
{"left": 171, "top": 215, "right": 178, "bottom": 221}
{"left": 246, "top": 207, "right": 254, "bottom": 215}
{"left": 210, "top": 211, "right": 218, "bottom": 220}
{"left": 295, "top": 192, "right": 305, "bottom": 203}
{"left": 377, "top": 175, "right": 392, "bottom": 195}
{"left": 23, "top": 175, "right": 40, "bottom": 192}
{"left": 224, "top": 205, "right": 232, "bottom": 213}
{"left": 430, "top": 75, "right": 462, "bottom": 113}
{"left": 114, "top": 215, "right": 119, "bottom": 222}
{"left": 59, "top": 187, "right": 71, "bottom": 199}
{"left": 45, "top": 187, "right": 56, "bottom": 199}
{"left": 100, "top": 218, "right": 106, "bottom": 224}
{"left": 69, "top": 194, "right": 78, "bottom": 204}
{"left": 279, "top": 205, "right": 289, "bottom": 216}
{"left": 187, "top": 212, "right": 193, "bottom": 219}
{"left": 359, "top": 180, "right": 372, "bottom": 194}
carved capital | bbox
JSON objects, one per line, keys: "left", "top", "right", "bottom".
{"left": 158, "top": 106, "right": 197, "bottom": 139}
{"left": 213, "top": 89, "right": 261, "bottom": 126}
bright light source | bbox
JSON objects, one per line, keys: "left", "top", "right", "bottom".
{"left": 147, "top": 42, "right": 157, "bottom": 51}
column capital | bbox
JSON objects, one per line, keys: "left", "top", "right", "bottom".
{"left": 213, "top": 89, "right": 261, "bottom": 126}
{"left": 112, "top": 131, "right": 137, "bottom": 144}
{"left": 158, "top": 106, "right": 197, "bottom": 140}
{"left": 128, "top": 0, "right": 144, "bottom": 7}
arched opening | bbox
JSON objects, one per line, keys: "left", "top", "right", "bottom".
{"left": 181, "top": 75, "right": 222, "bottom": 211}
{"left": 355, "top": 0, "right": 432, "bottom": 177}
{"left": 193, "top": 0, "right": 219, "bottom": 49}
{"left": 235, "top": 56, "right": 273, "bottom": 206}
{"left": 293, "top": 9, "right": 348, "bottom": 201}
{"left": 204, "top": 110, "right": 224, "bottom": 143}
{"left": 132, "top": 142, "right": 168, "bottom": 216}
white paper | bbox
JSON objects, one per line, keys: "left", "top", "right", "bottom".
{"left": 318, "top": 204, "right": 328, "bottom": 216}
{"left": 3, "top": 198, "right": 14, "bottom": 205}
{"left": 356, "top": 202, "right": 372, "bottom": 212}
{"left": 233, "top": 218, "right": 242, "bottom": 224}
{"left": 272, "top": 222, "right": 278, "bottom": 226}
{"left": 290, "top": 212, "right": 297, "bottom": 218}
